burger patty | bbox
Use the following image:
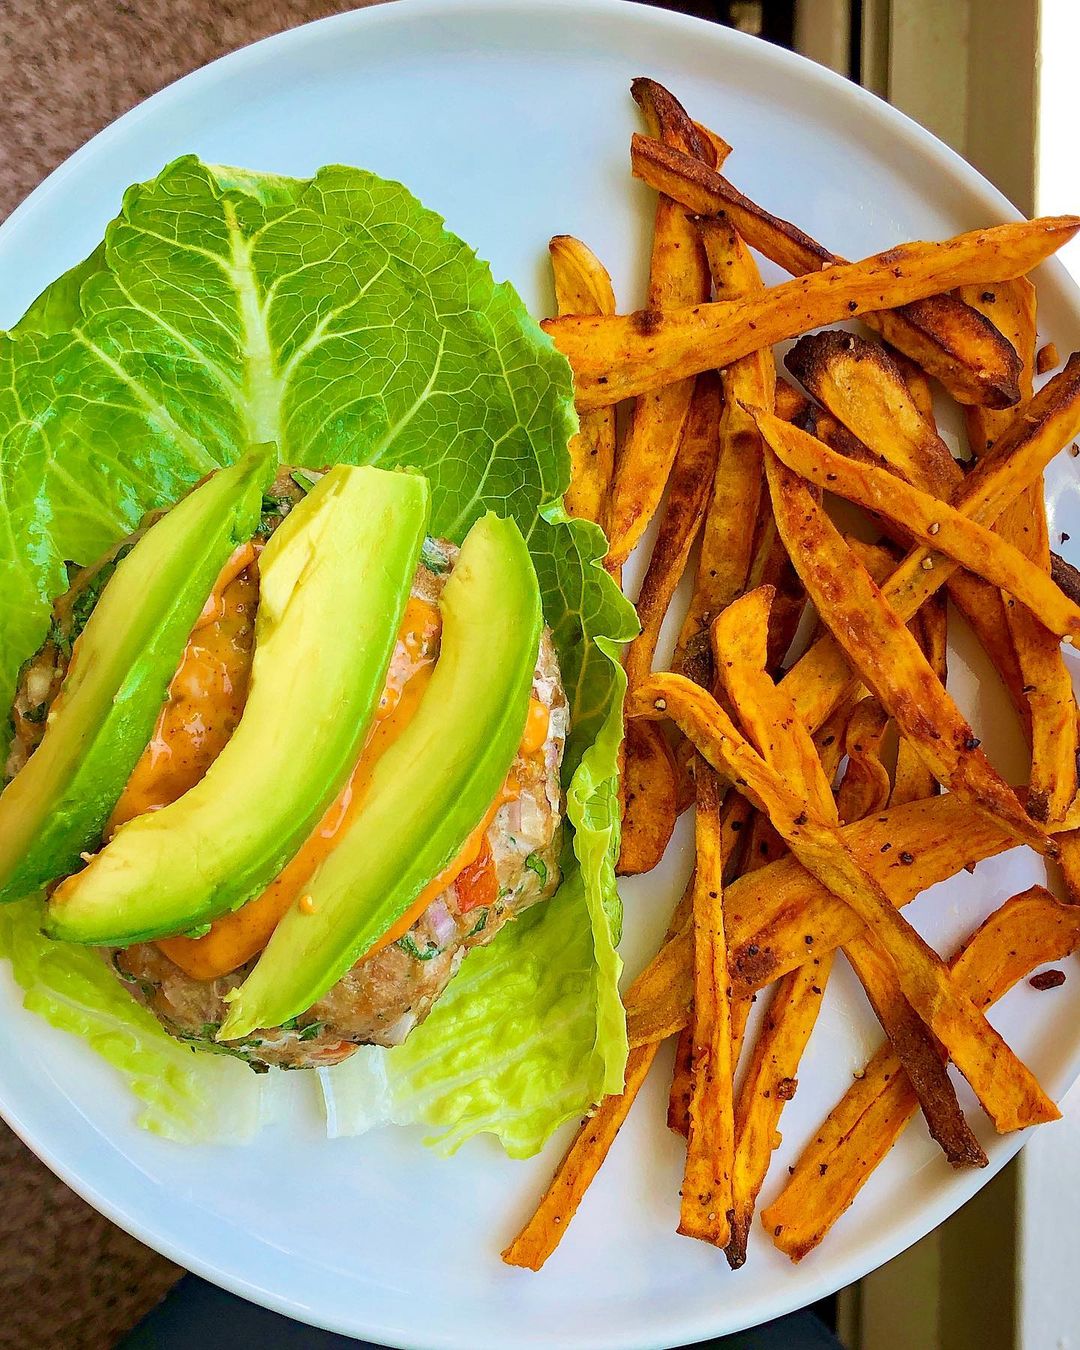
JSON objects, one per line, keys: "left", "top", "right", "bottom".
{"left": 8, "top": 470, "right": 567, "bottom": 1070}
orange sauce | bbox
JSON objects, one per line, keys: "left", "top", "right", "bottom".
{"left": 158, "top": 596, "right": 441, "bottom": 980}
{"left": 108, "top": 550, "right": 259, "bottom": 832}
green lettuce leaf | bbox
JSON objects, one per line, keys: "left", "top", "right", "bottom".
{"left": 0, "top": 156, "right": 634, "bottom": 1156}
{"left": 0, "top": 898, "right": 263, "bottom": 1142}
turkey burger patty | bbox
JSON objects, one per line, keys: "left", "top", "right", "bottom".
{"left": 8, "top": 469, "right": 567, "bottom": 1070}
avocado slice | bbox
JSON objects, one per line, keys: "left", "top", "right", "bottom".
{"left": 218, "top": 512, "right": 542, "bottom": 1041}
{"left": 0, "top": 449, "right": 274, "bottom": 905}
{"left": 46, "top": 465, "right": 431, "bottom": 945}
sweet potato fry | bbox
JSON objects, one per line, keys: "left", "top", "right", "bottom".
{"left": 550, "top": 236, "right": 618, "bottom": 529}
{"left": 746, "top": 512, "right": 808, "bottom": 673}
{"left": 960, "top": 280, "right": 1039, "bottom": 457}
{"left": 623, "top": 793, "right": 1015, "bottom": 1046}
{"left": 841, "top": 932, "right": 986, "bottom": 1168}
{"left": 785, "top": 331, "right": 959, "bottom": 495}
{"left": 759, "top": 433, "right": 1049, "bottom": 854}
{"left": 766, "top": 419, "right": 1080, "bottom": 642}
{"left": 502, "top": 1039, "right": 659, "bottom": 1270}
{"left": 503, "top": 869, "right": 696, "bottom": 1270}
{"left": 628, "top": 673, "right": 1059, "bottom": 1132}
{"left": 775, "top": 376, "right": 812, "bottom": 423}
{"left": 668, "top": 1026, "right": 695, "bottom": 1136}
{"left": 1052, "top": 550, "right": 1080, "bottom": 602}
{"left": 669, "top": 791, "right": 755, "bottom": 1135}
{"left": 961, "top": 282, "right": 1080, "bottom": 834}
{"left": 726, "top": 954, "right": 836, "bottom": 1268}
{"left": 674, "top": 219, "right": 773, "bottom": 666}
{"left": 777, "top": 354, "right": 1080, "bottom": 738}
{"left": 605, "top": 80, "right": 711, "bottom": 565}
{"left": 679, "top": 765, "right": 735, "bottom": 1247}
{"left": 892, "top": 600, "right": 945, "bottom": 806}
{"left": 888, "top": 345, "right": 936, "bottom": 423}
{"left": 629, "top": 134, "right": 1033, "bottom": 408}
{"left": 836, "top": 699, "right": 891, "bottom": 825}
{"left": 784, "top": 330, "right": 1029, "bottom": 720}
{"left": 763, "top": 886, "right": 1080, "bottom": 1260}
{"left": 546, "top": 217, "right": 1080, "bottom": 410}
{"left": 744, "top": 812, "right": 787, "bottom": 872}
{"left": 711, "top": 607, "right": 871, "bottom": 1264}
{"left": 617, "top": 720, "right": 678, "bottom": 875}
{"left": 624, "top": 374, "right": 722, "bottom": 690}
{"left": 1037, "top": 343, "right": 1060, "bottom": 376}
{"left": 712, "top": 595, "right": 984, "bottom": 1170}
{"left": 691, "top": 120, "right": 732, "bottom": 169}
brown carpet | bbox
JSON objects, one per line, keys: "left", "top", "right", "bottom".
{"left": 0, "top": 5, "right": 383, "bottom": 1345}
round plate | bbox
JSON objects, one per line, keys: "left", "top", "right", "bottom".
{"left": 2, "top": 3, "right": 1079, "bottom": 1346}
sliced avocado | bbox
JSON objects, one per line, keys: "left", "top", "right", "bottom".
{"left": 0, "top": 449, "right": 275, "bottom": 905}
{"left": 218, "top": 512, "right": 542, "bottom": 1040}
{"left": 46, "top": 465, "right": 431, "bottom": 945}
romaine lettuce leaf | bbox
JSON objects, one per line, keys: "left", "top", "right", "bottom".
{"left": 0, "top": 898, "right": 263, "bottom": 1142}
{"left": 0, "top": 156, "right": 635, "bottom": 1156}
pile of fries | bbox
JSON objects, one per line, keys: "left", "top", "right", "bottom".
{"left": 503, "top": 79, "right": 1080, "bottom": 1273}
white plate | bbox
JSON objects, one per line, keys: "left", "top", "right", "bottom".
{"left": 2, "top": 2, "right": 1079, "bottom": 1346}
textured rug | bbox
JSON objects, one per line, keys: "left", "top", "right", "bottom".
{"left": 0, "top": 6, "right": 382, "bottom": 1345}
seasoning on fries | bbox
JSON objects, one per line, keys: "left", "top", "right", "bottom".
{"left": 506, "top": 76, "right": 1080, "bottom": 1276}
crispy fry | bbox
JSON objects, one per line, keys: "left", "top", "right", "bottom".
{"left": 786, "top": 332, "right": 959, "bottom": 494}
{"left": 629, "top": 134, "right": 1036, "bottom": 408}
{"left": 765, "top": 419, "right": 1080, "bottom": 642}
{"left": 669, "top": 790, "right": 755, "bottom": 1136}
{"left": 628, "top": 673, "right": 1059, "bottom": 1131}
{"left": 624, "top": 793, "right": 1015, "bottom": 1046}
{"left": 836, "top": 699, "right": 891, "bottom": 824}
{"left": 746, "top": 512, "right": 807, "bottom": 673}
{"left": 617, "top": 720, "right": 678, "bottom": 875}
{"left": 745, "top": 812, "right": 787, "bottom": 872}
{"left": 731, "top": 994, "right": 755, "bottom": 1063}
{"left": 674, "top": 735, "right": 697, "bottom": 814}
{"left": 777, "top": 354, "right": 1080, "bottom": 738}
{"left": 785, "top": 330, "right": 1030, "bottom": 721}
{"left": 668, "top": 1025, "right": 695, "bottom": 1136}
{"left": 1037, "top": 342, "right": 1060, "bottom": 375}
{"left": 708, "top": 602, "right": 833, "bottom": 1264}
{"left": 889, "top": 345, "right": 936, "bottom": 423}
{"left": 502, "top": 1039, "right": 659, "bottom": 1270}
{"left": 691, "top": 120, "right": 732, "bottom": 169}
{"left": 605, "top": 81, "right": 711, "bottom": 565}
{"left": 961, "top": 283, "right": 1080, "bottom": 835}
{"left": 503, "top": 870, "right": 696, "bottom": 1271}
{"left": 726, "top": 956, "right": 836, "bottom": 1267}
{"left": 679, "top": 765, "right": 735, "bottom": 1246}
{"left": 841, "top": 932, "right": 986, "bottom": 1168}
{"left": 546, "top": 217, "right": 1080, "bottom": 410}
{"left": 763, "top": 886, "right": 1080, "bottom": 1260}
{"left": 712, "top": 595, "right": 984, "bottom": 1168}
{"left": 1052, "top": 550, "right": 1080, "bottom": 603}
{"left": 960, "top": 279, "right": 1040, "bottom": 456}
{"left": 624, "top": 374, "right": 722, "bottom": 690}
{"left": 629, "top": 791, "right": 752, "bottom": 1052}
{"left": 891, "top": 599, "right": 945, "bottom": 806}
{"left": 550, "top": 236, "right": 618, "bottom": 528}
{"left": 814, "top": 695, "right": 860, "bottom": 783}
{"left": 759, "top": 432, "right": 1049, "bottom": 854}
{"left": 674, "top": 219, "right": 773, "bottom": 667}
{"left": 775, "top": 376, "right": 812, "bottom": 423}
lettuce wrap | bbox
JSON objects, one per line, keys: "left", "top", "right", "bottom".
{"left": 0, "top": 157, "right": 635, "bottom": 1156}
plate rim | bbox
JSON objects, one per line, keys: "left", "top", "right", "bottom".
{"left": 1, "top": 2, "right": 1078, "bottom": 1347}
